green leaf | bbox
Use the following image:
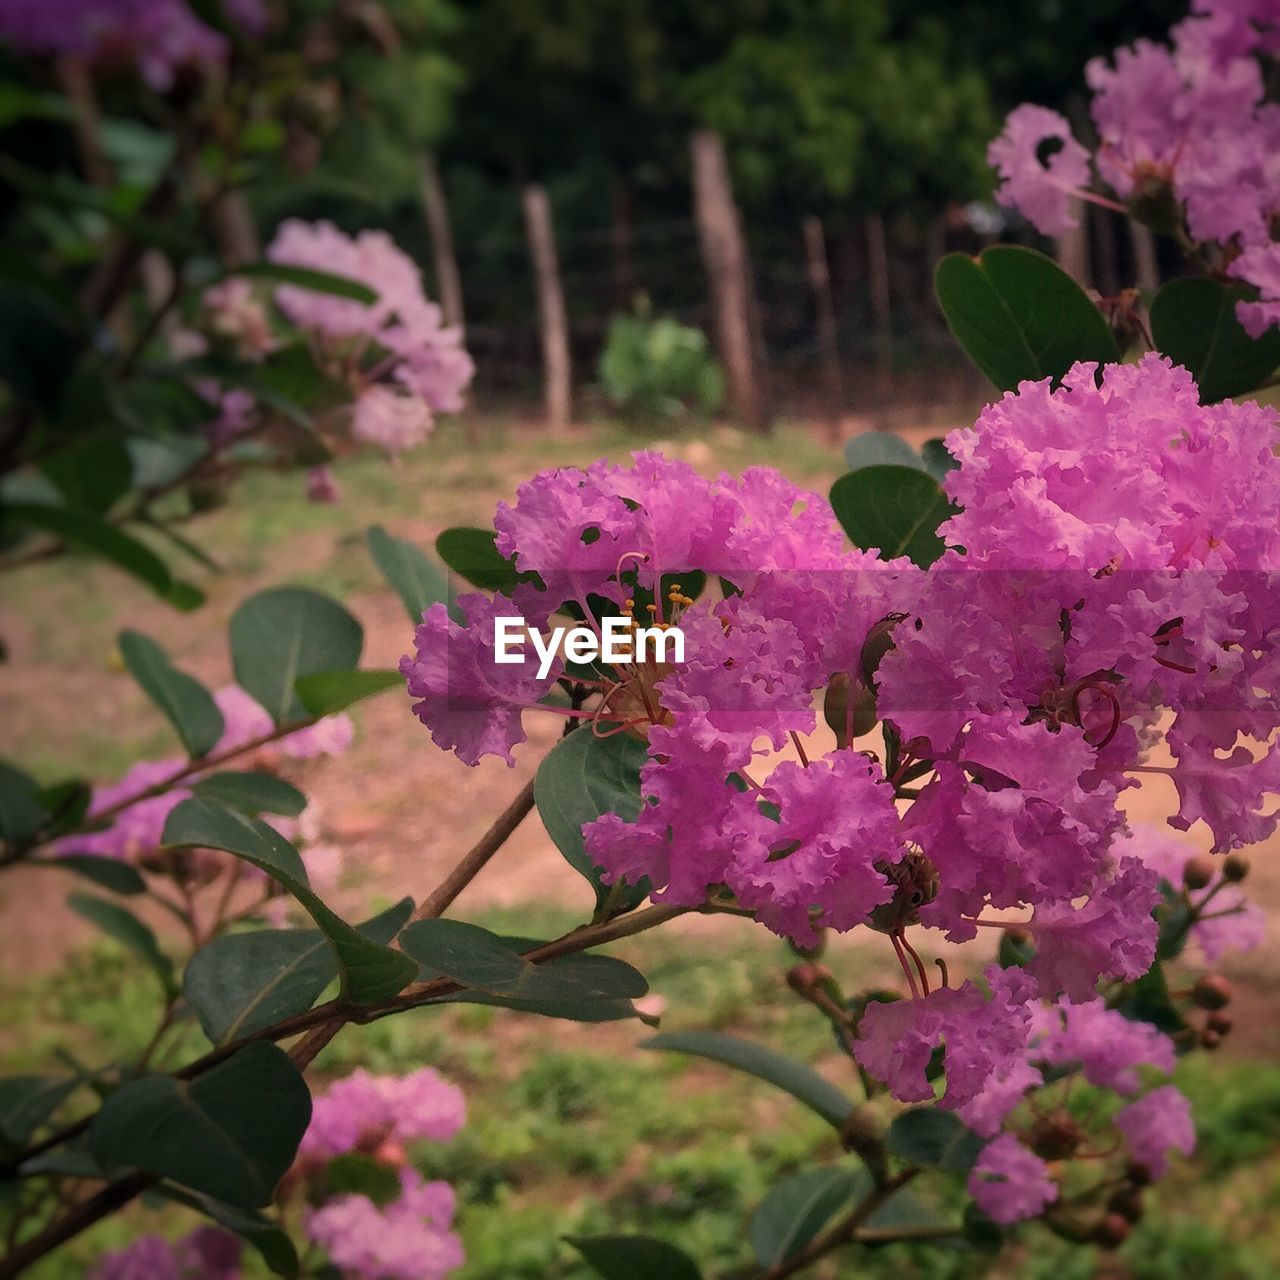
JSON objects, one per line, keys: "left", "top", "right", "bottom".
{"left": 191, "top": 771, "right": 306, "bottom": 817}
{"left": 67, "top": 893, "right": 176, "bottom": 998}
{"left": 1149, "top": 277, "right": 1280, "bottom": 402}
{"left": 829, "top": 466, "right": 957, "bottom": 568}
{"left": 1113, "top": 961, "right": 1189, "bottom": 1037}
{"left": 0, "top": 1076, "right": 82, "bottom": 1151}
{"left": 934, "top": 246, "right": 1119, "bottom": 391}
{"left": 885, "top": 1108, "right": 984, "bottom": 1171}
{"left": 367, "top": 525, "right": 451, "bottom": 621}
{"left": 920, "top": 438, "right": 958, "bottom": 482}
{"left": 535, "top": 729, "right": 651, "bottom": 914}
{"left": 997, "top": 929, "right": 1036, "bottom": 969}
{"left": 162, "top": 799, "right": 415, "bottom": 1003}
{"left": 40, "top": 433, "right": 133, "bottom": 515}
{"left": 183, "top": 900, "right": 413, "bottom": 1046}
{"left": 161, "top": 1187, "right": 299, "bottom": 1278}
{"left": 862, "top": 1186, "right": 952, "bottom": 1238}
{"left": 229, "top": 587, "right": 363, "bottom": 726}
{"left": 119, "top": 630, "right": 224, "bottom": 758}
{"left": 48, "top": 854, "right": 146, "bottom": 895}
{"left": 641, "top": 1032, "right": 854, "bottom": 1129}
{"left": 567, "top": 1235, "right": 703, "bottom": 1280}
{"left": 91, "top": 1042, "right": 311, "bottom": 1209}
{"left": 400, "top": 922, "right": 649, "bottom": 1022}
{"left": 294, "top": 669, "right": 401, "bottom": 717}
{"left": 2, "top": 502, "right": 172, "bottom": 598}
{"left": 222, "top": 262, "right": 378, "bottom": 305}
{"left": 0, "top": 760, "right": 45, "bottom": 844}
{"left": 323, "top": 1153, "right": 403, "bottom": 1206}
{"left": 435, "top": 526, "right": 537, "bottom": 593}
{"left": 32, "top": 778, "right": 92, "bottom": 838}
{"left": 843, "top": 433, "right": 926, "bottom": 473}
{"left": 750, "top": 1167, "right": 862, "bottom": 1266}
{"left": 397, "top": 919, "right": 531, "bottom": 994}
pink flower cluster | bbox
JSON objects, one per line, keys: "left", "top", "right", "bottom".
{"left": 267, "top": 220, "right": 474, "bottom": 457}
{"left": 53, "top": 685, "right": 352, "bottom": 868}
{"left": 962, "top": 996, "right": 1196, "bottom": 1224}
{"left": 296, "top": 1070, "right": 466, "bottom": 1280}
{"left": 0, "top": 0, "right": 267, "bottom": 89}
{"left": 988, "top": 0, "right": 1280, "bottom": 334}
{"left": 89, "top": 1227, "right": 241, "bottom": 1280}
{"left": 403, "top": 352, "right": 1278, "bottom": 1214}
{"left": 298, "top": 1067, "right": 466, "bottom": 1161}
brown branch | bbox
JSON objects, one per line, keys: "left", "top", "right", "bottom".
{"left": 410, "top": 777, "right": 535, "bottom": 921}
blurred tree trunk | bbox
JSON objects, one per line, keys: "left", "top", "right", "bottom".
{"left": 210, "top": 191, "right": 259, "bottom": 267}
{"left": 691, "top": 129, "right": 765, "bottom": 432}
{"left": 1056, "top": 203, "right": 1091, "bottom": 287}
{"left": 419, "top": 153, "right": 465, "bottom": 334}
{"left": 610, "top": 176, "right": 634, "bottom": 312}
{"left": 1093, "top": 203, "right": 1119, "bottom": 297}
{"left": 803, "top": 215, "right": 843, "bottom": 442}
{"left": 865, "top": 211, "right": 893, "bottom": 417}
{"left": 522, "top": 182, "right": 571, "bottom": 435}
{"left": 1131, "top": 222, "right": 1160, "bottom": 293}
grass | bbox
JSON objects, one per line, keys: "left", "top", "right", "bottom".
{"left": 4, "top": 914, "right": 1279, "bottom": 1280}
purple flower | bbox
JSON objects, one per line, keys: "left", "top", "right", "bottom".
{"left": 305, "top": 1170, "right": 464, "bottom": 1280}
{"left": 967, "top": 1134, "right": 1059, "bottom": 1224}
{"left": 1114, "top": 1084, "right": 1196, "bottom": 1177}
{"left": 89, "top": 1229, "right": 241, "bottom": 1280}
{"left": 987, "top": 104, "right": 1092, "bottom": 235}
{"left": 299, "top": 1068, "right": 466, "bottom": 1161}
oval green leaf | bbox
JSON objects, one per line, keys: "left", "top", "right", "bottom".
{"left": 119, "top": 629, "right": 224, "bottom": 758}
{"left": 934, "top": 245, "right": 1118, "bottom": 391}
{"left": 829, "top": 465, "right": 957, "bottom": 568}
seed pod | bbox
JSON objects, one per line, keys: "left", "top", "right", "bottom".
{"left": 867, "top": 851, "right": 940, "bottom": 934}
{"left": 1182, "top": 856, "right": 1214, "bottom": 891}
{"left": 1107, "top": 1187, "right": 1144, "bottom": 1223}
{"left": 1029, "top": 1112, "right": 1082, "bottom": 1161}
{"left": 1206, "top": 1012, "right": 1233, "bottom": 1035}
{"left": 1200, "top": 1028, "right": 1223, "bottom": 1050}
{"left": 1124, "top": 1161, "right": 1153, "bottom": 1187}
{"left": 1222, "top": 854, "right": 1249, "bottom": 883}
{"left": 1093, "top": 1212, "right": 1132, "bottom": 1248}
{"left": 786, "top": 964, "right": 819, "bottom": 995}
{"left": 1192, "top": 974, "right": 1232, "bottom": 1011}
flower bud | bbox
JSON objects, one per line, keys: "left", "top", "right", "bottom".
{"left": 1222, "top": 854, "right": 1249, "bottom": 883}
{"left": 1192, "top": 975, "right": 1232, "bottom": 1011}
{"left": 1093, "top": 1212, "right": 1132, "bottom": 1249}
{"left": 1206, "top": 1012, "right": 1233, "bottom": 1035}
{"left": 839, "top": 1104, "right": 886, "bottom": 1154}
{"left": 1107, "top": 1187, "right": 1144, "bottom": 1223}
{"left": 823, "top": 673, "right": 878, "bottom": 743}
{"left": 1200, "top": 1028, "right": 1222, "bottom": 1050}
{"left": 1181, "top": 857, "right": 1213, "bottom": 891}
{"left": 859, "top": 616, "right": 903, "bottom": 686}
{"left": 786, "top": 964, "right": 819, "bottom": 995}
{"left": 1124, "top": 1161, "right": 1153, "bottom": 1187}
{"left": 1029, "top": 1112, "right": 1082, "bottom": 1161}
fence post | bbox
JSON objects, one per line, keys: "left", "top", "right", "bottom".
{"left": 691, "top": 129, "right": 765, "bottom": 432}
{"left": 1056, "top": 202, "right": 1091, "bottom": 287}
{"left": 865, "top": 211, "right": 893, "bottom": 417}
{"left": 1130, "top": 222, "right": 1159, "bottom": 293}
{"left": 420, "top": 152, "right": 465, "bottom": 334}
{"left": 803, "top": 215, "right": 843, "bottom": 442}
{"left": 522, "top": 182, "right": 571, "bottom": 435}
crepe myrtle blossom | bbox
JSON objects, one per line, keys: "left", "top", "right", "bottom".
{"left": 967, "top": 1133, "right": 1060, "bottom": 1226}
{"left": 89, "top": 1227, "right": 242, "bottom": 1280}
{"left": 265, "top": 220, "right": 474, "bottom": 451}
{"left": 403, "top": 358, "right": 1280, "bottom": 1116}
{"left": 989, "top": 0, "right": 1280, "bottom": 333}
{"left": 298, "top": 1068, "right": 466, "bottom": 1162}
{"left": 0, "top": 0, "right": 266, "bottom": 89}
{"left": 305, "top": 1170, "right": 464, "bottom": 1280}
